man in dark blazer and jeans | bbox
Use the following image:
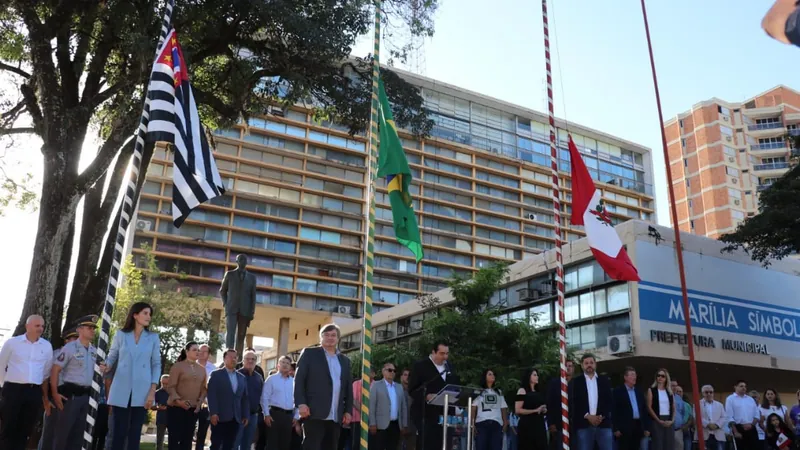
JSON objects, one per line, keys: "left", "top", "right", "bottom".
{"left": 208, "top": 349, "right": 250, "bottom": 450}
{"left": 612, "top": 367, "right": 650, "bottom": 450}
{"left": 568, "top": 354, "right": 612, "bottom": 450}
{"left": 294, "top": 324, "right": 353, "bottom": 450}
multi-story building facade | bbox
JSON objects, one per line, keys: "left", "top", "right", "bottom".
{"left": 664, "top": 85, "right": 800, "bottom": 238}
{"left": 130, "top": 68, "right": 656, "bottom": 354}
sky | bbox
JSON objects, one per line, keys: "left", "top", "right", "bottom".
{"left": 0, "top": 0, "right": 796, "bottom": 330}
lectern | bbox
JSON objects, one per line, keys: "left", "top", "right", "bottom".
{"left": 428, "top": 384, "right": 482, "bottom": 450}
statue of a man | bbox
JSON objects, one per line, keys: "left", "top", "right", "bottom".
{"left": 219, "top": 254, "right": 257, "bottom": 356}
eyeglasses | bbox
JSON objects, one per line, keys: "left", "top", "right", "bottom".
{"left": 657, "top": 374, "right": 666, "bottom": 378}
{"left": 384, "top": 368, "right": 395, "bottom": 372}
{"left": 703, "top": 391, "right": 714, "bottom": 394}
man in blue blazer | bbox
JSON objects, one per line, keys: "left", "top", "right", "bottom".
{"left": 208, "top": 349, "right": 249, "bottom": 450}
{"left": 568, "top": 354, "right": 613, "bottom": 450}
{"left": 612, "top": 367, "right": 650, "bottom": 450}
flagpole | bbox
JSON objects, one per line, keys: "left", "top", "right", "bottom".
{"left": 82, "top": 1, "right": 176, "bottom": 448}
{"left": 358, "top": 2, "right": 382, "bottom": 450}
{"left": 541, "top": 1, "right": 569, "bottom": 449}
{"left": 639, "top": 1, "right": 705, "bottom": 449}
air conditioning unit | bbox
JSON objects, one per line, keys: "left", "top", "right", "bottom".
{"left": 728, "top": 156, "right": 735, "bottom": 163}
{"left": 269, "top": 106, "right": 285, "bottom": 117}
{"left": 723, "top": 116, "right": 730, "bottom": 122}
{"left": 135, "top": 219, "right": 153, "bottom": 231}
{"left": 397, "top": 325, "right": 409, "bottom": 335}
{"left": 732, "top": 178, "right": 739, "bottom": 184}
{"left": 734, "top": 199, "right": 741, "bottom": 205}
{"left": 517, "top": 288, "right": 541, "bottom": 302}
{"left": 725, "top": 136, "right": 732, "bottom": 142}
{"left": 607, "top": 334, "right": 633, "bottom": 355}
{"left": 336, "top": 305, "right": 351, "bottom": 315}
{"left": 527, "top": 213, "right": 537, "bottom": 221}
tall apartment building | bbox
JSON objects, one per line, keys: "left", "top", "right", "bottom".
{"left": 131, "top": 68, "right": 656, "bottom": 354}
{"left": 664, "top": 85, "right": 800, "bottom": 238}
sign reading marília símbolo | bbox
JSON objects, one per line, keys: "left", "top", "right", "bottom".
{"left": 635, "top": 240, "right": 800, "bottom": 362}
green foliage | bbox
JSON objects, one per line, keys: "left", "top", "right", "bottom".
{"left": 720, "top": 164, "right": 800, "bottom": 265}
{"left": 115, "top": 247, "right": 223, "bottom": 373}
{"left": 349, "top": 263, "right": 559, "bottom": 406}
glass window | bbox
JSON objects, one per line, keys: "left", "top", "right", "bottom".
{"left": 565, "top": 296, "right": 579, "bottom": 322}
{"left": 607, "top": 284, "right": 629, "bottom": 312}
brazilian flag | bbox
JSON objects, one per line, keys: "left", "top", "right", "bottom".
{"left": 376, "top": 79, "right": 423, "bottom": 262}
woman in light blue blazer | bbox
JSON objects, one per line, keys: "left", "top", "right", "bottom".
{"left": 105, "top": 301, "right": 162, "bottom": 450}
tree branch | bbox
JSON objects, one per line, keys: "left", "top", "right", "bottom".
{"left": 89, "top": 80, "right": 135, "bottom": 109}
{"left": 56, "top": 27, "right": 80, "bottom": 106}
{"left": 81, "top": 14, "right": 117, "bottom": 106}
{"left": 0, "top": 61, "right": 31, "bottom": 79}
{"left": 192, "top": 86, "right": 240, "bottom": 119}
{"left": 20, "top": 82, "right": 43, "bottom": 136}
{"left": 75, "top": 126, "right": 135, "bottom": 195}
{"left": 0, "top": 127, "right": 35, "bottom": 136}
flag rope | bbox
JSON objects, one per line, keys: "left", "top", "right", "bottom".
{"left": 83, "top": 1, "right": 175, "bottom": 448}
{"left": 541, "top": 1, "right": 569, "bottom": 449}
{"left": 359, "top": 2, "right": 382, "bottom": 450}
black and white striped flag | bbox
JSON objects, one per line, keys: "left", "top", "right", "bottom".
{"left": 146, "top": 28, "right": 225, "bottom": 227}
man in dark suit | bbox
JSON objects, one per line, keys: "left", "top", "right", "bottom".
{"left": 546, "top": 359, "right": 574, "bottom": 450}
{"left": 294, "top": 324, "right": 353, "bottom": 450}
{"left": 612, "top": 367, "right": 650, "bottom": 450}
{"left": 208, "top": 349, "right": 250, "bottom": 450}
{"left": 220, "top": 254, "right": 257, "bottom": 356}
{"left": 568, "top": 354, "right": 612, "bottom": 450}
{"left": 408, "top": 341, "right": 458, "bottom": 450}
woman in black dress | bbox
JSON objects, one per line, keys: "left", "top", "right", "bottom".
{"left": 515, "top": 368, "right": 548, "bottom": 450}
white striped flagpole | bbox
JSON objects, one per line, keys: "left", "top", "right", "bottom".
{"left": 541, "top": 0, "right": 569, "bottom": 449}
{"left": 82, "top": 1, "right": 176, "bottom": 448}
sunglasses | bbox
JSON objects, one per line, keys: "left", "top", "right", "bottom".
{"left": 384, "top": 368, "right": 395, "bottom": 372}
{"left": 657, "top": 374, "right": 666, "bottom": 378}
{"left": 703, "top": 391, "right": 714, "bottom": 394}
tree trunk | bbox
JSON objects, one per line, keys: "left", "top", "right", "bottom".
{"left": 15, "top": 151, "right": 81, "bottom": 338}
{"left": 64, "top": 142, "right": 154, "bottom": 325}
{"left": 48, "top": 220, "right": 75, "bottom": 349}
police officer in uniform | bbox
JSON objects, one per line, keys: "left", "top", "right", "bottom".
{"left": 49, "top": 315, "right": 101, "bottom": 450}
{"left": 39, "top": 326, "right": 79, "bottom": 450}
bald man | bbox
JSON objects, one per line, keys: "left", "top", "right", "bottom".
{"left": 0, "top": 315, "right": 54, "bottom": 450}
{"left": 763, "top": 0, "right": 800, "bottom": 47}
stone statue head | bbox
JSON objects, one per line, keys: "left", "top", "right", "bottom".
{"left": 236, "top": 254, "right": 248, "bottom": 270}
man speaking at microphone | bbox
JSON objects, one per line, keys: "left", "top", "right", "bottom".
{"left": 408, "top": 341, "right": 459, "bottom": 450}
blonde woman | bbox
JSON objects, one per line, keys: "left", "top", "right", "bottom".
{"left": 646, "top": 369, "right": 675, "bottom": 450}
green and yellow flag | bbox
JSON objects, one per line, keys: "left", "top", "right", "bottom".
{"left": 376, "top": 78, "right": 423, "bottom": 262}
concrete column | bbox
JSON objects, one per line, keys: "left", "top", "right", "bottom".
{"left": 277, "top": 317, "right": 290, "bottom": 356}
{"left": 246, "top": 334, "right": 254, "bottom": 349}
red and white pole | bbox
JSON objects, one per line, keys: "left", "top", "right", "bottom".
{"left": 639, "top": 2, "right": 705, "bottom": 450}
{"left": 541, "top": 1, "right": 569, "bottom": 449}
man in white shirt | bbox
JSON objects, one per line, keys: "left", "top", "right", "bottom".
{"left": 725, "top": 380, "right": 759, "bottom": 450}
{"left": 369, "top": 363, "right": 408, "bottom": 450}
{"left": 696, "top": 385, "right": 726, "bottom": 450}
{"left": 263, "top": 355, "right": 298, "bottom": 450}
{"left": 0, "top": 315, "right": 54, "bottom": 450}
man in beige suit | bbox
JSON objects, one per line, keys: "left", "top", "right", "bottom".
{"left": 369, "top": 363, "right": 408, "bottom": 450}
{"left": 220, "top": 254, "right": 257, "bottom": 356}
{"left": 696, "top": 385, "right": 726, "bottom": 450}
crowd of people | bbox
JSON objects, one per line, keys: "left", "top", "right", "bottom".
{"left": 1, "top": 307, "right": 800, "bottom": 450}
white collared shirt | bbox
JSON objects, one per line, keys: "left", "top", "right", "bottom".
{"left": 385, "top": 379, "right": 399, "bottom": 421}
{"left": 585, "top": 373, "right": 598, "bottom": 415}
{"left": 429, "top": 356, "right": 446, "bottom": 381}
{"left": 204, "top": 361, "right": 217, "bottom": 379}
{"left": 0, "top": 334, "right": 54, "bottom": 386}
{"left": 725, "top": 393, "right": 759, "bottom": 425}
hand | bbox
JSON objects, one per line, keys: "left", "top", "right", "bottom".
{"left": 145, "top": 391, "right": 155, "bottom": 410}
{"left": 742, "top": 424, "right": 753, "bottom": 431}
{"left": 733, "top": 431, "right": 742, "bottom": 439}
{"left": 265, "top": 415, "right": 273, "bottom": 427}
{"left": 586, "top": 415, "right": 602, "bottom": 427}
{"left": 503, "top": 422, "right": 508, "bottom": 433}
{"left": 295, "top": 423, "right": 303, "bottom": 436}
{"left": 614, "top": 431, "right": 622, "bottom": 438}
{"left": 426, "top": 394, "right": 436, "bottom": 402}
{"left": 473, "top": 425, "right": 478, "bottom": 435}
{"left": 298, "top": 404, "right": 310, "bottom": 419}
{"left": 343, "top": 412, "right": 352, "bottom": 425}
{"left": 181, "top": 400, "right": 192, "bottom": 411}
{"left": 54, "top": 394, "right": 67, "bottom": 411}
{"left": 292, "top": 419, "right": 298, "bottom": 427}
{"left": 664, "top": 421, "right": 673, "bottom": 427}
{"left": 549, "top": 425, "right": 557, "bottom": 433}
{"left": 644, "top": 431, "right": 651, "bottom": 437}
{"left": 43, "top": 398, "right": 52, "bottom": 416}
{"left": 370, "top": 425, "right": 378, "bottom": 435}
{"left": 194, "top": 405, "right": 201, "bottom": 414}
{"left": 243, "top": 418, "right": 249, "bottom": 427}
{"left": 211, "top": 414, "right": 220, "bottom": 426}
{"left": 102, "top": 364, "right": 112, "bottom": 374}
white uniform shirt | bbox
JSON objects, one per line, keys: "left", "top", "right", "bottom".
{"left": 0, "top": 334, "right": 54, "bottom": 386}
{"left": 585, "top": 373, "right": 599, "bottom": 416}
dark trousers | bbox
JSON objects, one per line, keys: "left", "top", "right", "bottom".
{"left": 92, "top": 405, "right": 110, "bottom": 450}
{"left": 110, "top": 404, "right": 146, "bottom": 450}
{"left": 616, "top": 421, "right": 644, "bottom": 450}
{"left": 169, "top": 406, "right": 200, "bottom": 450}
{"left": 198, "top": 407, "right": 211, "bottom": 450}
{"left": 339, "top": 424, "right": 350, "bottom": 450}
{"left": 548, "top": 429, "right": 562, "bottom": 450}
{"left": 292, "top": 423, "right": 304, "bottom": 450}
{"left": 0, "top": 382, "right": 44, "bottom": 450}
{"left": 270, "top": 408, "right": 296, "bottom": 450}
{"left": 416, "top": 418, "right": 444, "bottom": 450}
{"left": 156, "top": 424, "right": 167, "bottom": 450}
{"left": 212, "top": 420, "right": 240, "bottom": 450}
{"left": 257, "top": 412, "right": 268, "bottom": 450}
{"left": 375, "top": 421, "right": 401, "bottom": 450}
{"left": 52, "top": 394, "right": 91, "bottom": 450}
{"left": 733, "top": 425, "right": 759, "bottom": 450}
{"left": 475, "top": 421, "right": 502, "bottom": 450}
{"left": 303, "top": 419, "right": 341, "bottom": 450}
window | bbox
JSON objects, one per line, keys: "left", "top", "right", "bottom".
{"left": 302, "top": 211, "right": 362, "bottom": 231}
{"left": 725, "top": 166, "right": 739, "bottom": 177}
{"left": 307, "top": 145, "right": 366, "bottom": 167}
{"left": 421, "top": 217, "right": 472, "bottom": 235}
{"left": 230, "top": 232, "right": 296, "bottom": 254}
{"left": 157, "top": 222, "right": 229, "bottom": 243}
{"left": 306, "top": 161, "right": 365, "bottom": 181}
{"left": 234, "top": 198, "right": 300, "bottom": 219}
{"left": 299, "top": 244, "right": 360, "bottom": 264}
{"left": 728, "top": 188, "right": 741, "bottom": 200}
{"left": 308, "top": 130, "right": 366, "bottom": 151}
{"left": 424, "top": 188, "right": 473, "bottom": 206}
{"left": 475, "top": 170, "right": 519, "bottom": 189}
{"left": 232, "top": 215, "right": 298, "bottom": 237}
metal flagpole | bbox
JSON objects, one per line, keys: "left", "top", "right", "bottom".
{"left": 639, "top": 2, "right": 706, "bottom": 450}
{"left": 82, "top": 1, "right": 176, "bottom": 448}
{"left": 359, "top": 2, "right": 382, "bottom": 450}
{"left": 541, "top": 1, "right": 569, "bottom": 449}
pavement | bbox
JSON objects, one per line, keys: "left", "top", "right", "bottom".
{"left": 140, "top": 433, "right": 211, "bottom": 449}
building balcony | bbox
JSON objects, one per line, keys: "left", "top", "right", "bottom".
{"left": 746, "top": 122, "right": 786, "bottom": 138}
{"left": 757, "top": 184, "right": 773, "bottom": 191}
{"left": 749, "top": 142, "right": 789, "bottom": 156}
{"left": 747, "top": 122, "right": 783, "bottom": 131}
{"left": 789, "top": 129, "right": 800, "bottom": 136}
{"left": 753, "top": 162, "right": 790, "bottom": 177}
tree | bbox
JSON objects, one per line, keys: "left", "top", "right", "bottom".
{"left": 1, "top": 0, "right": 438, "bottom": 342}
{"left": 114, "top": 247, "right": 223, "bottom": 373}
{"left": 719, "top": 135, "right": 800, "bottom": 265}
{"left": 349, "top": 264, "right": 561, "bottom": 404}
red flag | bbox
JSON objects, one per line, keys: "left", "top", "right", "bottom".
{"left": 568, "top": 136, "right": 640, "bottom": 281}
